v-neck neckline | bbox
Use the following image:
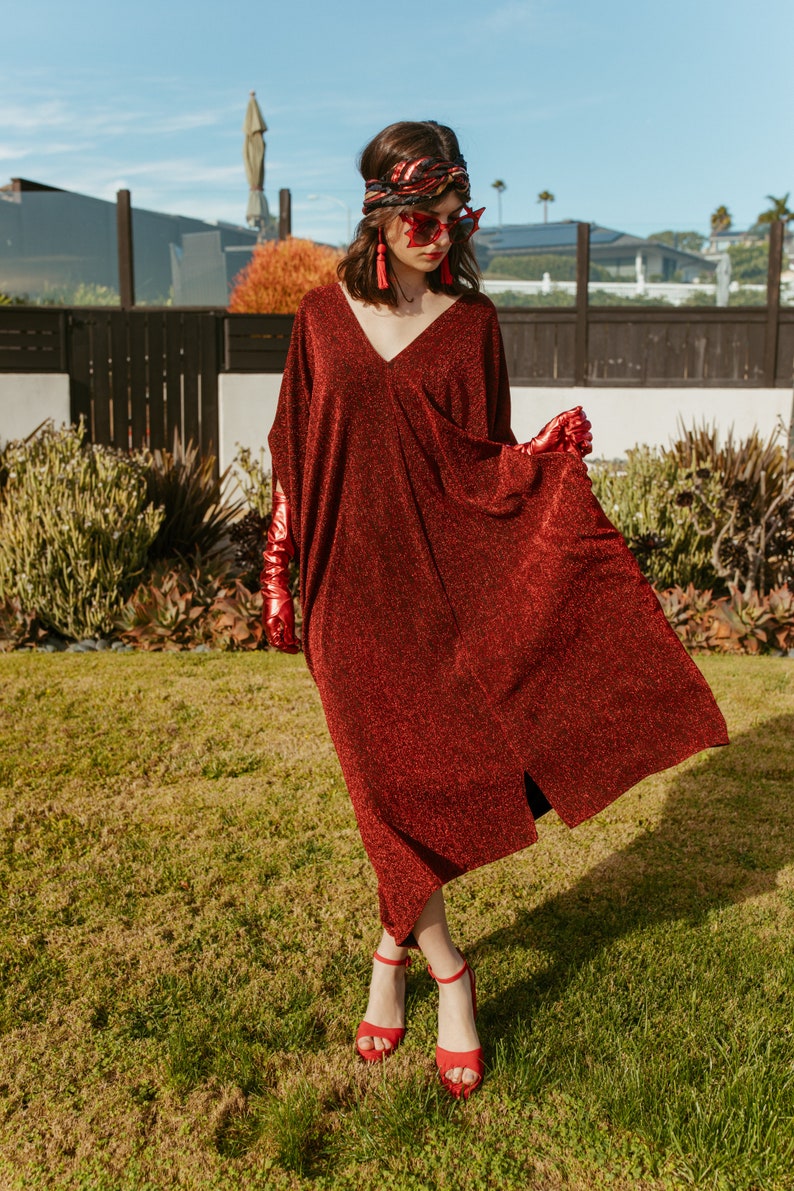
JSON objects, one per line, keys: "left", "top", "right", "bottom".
{"left": 337, "top": 283, "right": 463, "bottom": 366}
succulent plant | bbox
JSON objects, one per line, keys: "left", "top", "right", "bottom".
{"left": 115, "top": 561, "right": 265, "bottom": 651}
{"left": 655, "top": 583, "right": 794, "bottom": 655}
{"left": 0, "top": 597, "right": 48, "bottom": 652}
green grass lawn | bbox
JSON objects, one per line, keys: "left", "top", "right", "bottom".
{"left": 0, "top": 652, "right": 792, "bottom": 1190}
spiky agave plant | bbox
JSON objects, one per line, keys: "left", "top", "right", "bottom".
{"left": 670, "top": 421, "right": 794, "bottom": 596}
{"left": 140, "top": 431, "right": 244, "bottom": 568}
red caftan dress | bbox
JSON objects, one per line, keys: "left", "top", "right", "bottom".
{"left": 268, "top": 283, "right": 728, "bottom": 945}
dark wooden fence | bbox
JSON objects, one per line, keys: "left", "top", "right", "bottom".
{"left": 67, "top": 308, "right": 221, "bottom": 457}
{"left": 498, "top": 306, "right": 794, "bottom": 387}
{"left": 0, "top": 307, "right": 224, "bottom": 456}
{"left": 2, "top": 303, "right": 793, "bottom": 461}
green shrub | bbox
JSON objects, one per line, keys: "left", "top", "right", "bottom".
{"left": 0, "top": 421, "right": 164, "bottom": 639}
{"left": 587, "top": 289, "right": 672, "bottom": 306}
{"left": 591, "top": 446, "right": 722, "bottom": 591}
{"left": 233, "top": 444, "right": 271, "bottom": 517}
{"left": 490, "top": 289, "right": 576, "bottom": 307}
{"left": 228, "top": 446, "right": 272, "bottom": 591}
{"left": 592, "top": 424, "right": 794, "bottom": 596}
{"left": 485, "top": 254, "right": 612, "bottom": 282}
{"left": 31, "top": 282, "right": 120, "bottom": 306}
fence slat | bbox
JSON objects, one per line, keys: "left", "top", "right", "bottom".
{"left": 777, "top": 311, "right": 794, "bottom": 387}
{"left": 0, "top": 309, "right": 64, "bottom": 371}
{"left": 146, "top": 314, "right": 166, "bottom": 451}
{"left": 128, "top": 313, "right": 148, "bottom": 450}
{"left": 181, "top": 314, "right": 201, "bottom": 447}
{"left": 90, "top": 314, "right": 112, "bottom": 444}
{"left": 109, "top": 312, "right": 128, "bottom": 449}
{"left": 68, "top": 314, "right": 92, "bottom": 433}
{"left": 764, "top": 221, "right": 784, "bottom": 386}
{"left": 165, "top": 313, "right": 183, "bottom": 447}
{"left": 224, "top": 312, "right": 295, "bottom": 372}
{"left": 199, "top": 313, "right": 219, "bottom": 459}
{"left": 574, "top": 222, "right": 590, "bottom": 385}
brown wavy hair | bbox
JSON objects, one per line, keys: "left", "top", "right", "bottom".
{"left": 337, "top": 120, "right": 482, "bottom": 307}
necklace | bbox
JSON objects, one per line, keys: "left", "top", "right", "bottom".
{"left": 392, "top": 271, "right": 426, "bottom": 308}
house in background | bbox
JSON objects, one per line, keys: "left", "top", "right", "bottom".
{"left": 476, "top": 220, "right": 714, "bottom": 282}
{"left": 706, "top": 227, "right": 760, "bottom": 255}
{"left": 0, "top": 178, "right": 267, "bottom": 304}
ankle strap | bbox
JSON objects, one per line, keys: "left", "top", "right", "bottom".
{"left": 427, "top": 956, "right": 468, "bottom": 984}
{"left": 373, "top": 950, "right": 412, "bottom": 968}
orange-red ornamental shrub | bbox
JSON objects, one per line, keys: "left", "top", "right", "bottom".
{"left": 228, "top": 237, "right": 341, "bottom": 313}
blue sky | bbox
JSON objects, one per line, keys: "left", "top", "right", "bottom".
{"left": 1, "top": 0, "right": 791, "bottom": 245}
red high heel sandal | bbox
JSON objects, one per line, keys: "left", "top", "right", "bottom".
{"left": 355, "top": 951, "right": 412, "bottom": 1063}
{"left": 428, "top": 955, "right": 484, "bottom": 1100}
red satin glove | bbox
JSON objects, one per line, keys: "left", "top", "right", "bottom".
{"left": 260, "top": 487, "right": 301, "bottom": 653}
{"left": 516, "top": 406, "right": 593, "bottom": 458}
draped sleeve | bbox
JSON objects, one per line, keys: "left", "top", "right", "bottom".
{"left": 484, "top": 304, "right": 518, "bottom": 447}
{"left": 267, "top": 298, "right": 314, "bottom": 554}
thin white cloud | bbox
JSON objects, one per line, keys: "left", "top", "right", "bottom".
{"left": 0, "top": 145, "right": 33, "bottom": 161}
{"left": 109, "top": 158, "right": 243, "bottom": 184}
{"left": 0, "top": 101, "right": 74, "bottom": 133}
{"left": 462, "top": 0, "right": 592, "bottom": 44}
{"left": 145, "top": 109, "right": 234, "bottom": 134}
{"left": 0, "top": 90, "right": 237, "bottom": 143}
{"left": 480, "top": 0, "right": 539, "bottom": 34}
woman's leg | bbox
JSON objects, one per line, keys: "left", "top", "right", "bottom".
{"left": 413, "top": 887, "right": 480, "bottom": 1088}
{"left": 356, "top": 927, "right": 410, "bottom": 1055}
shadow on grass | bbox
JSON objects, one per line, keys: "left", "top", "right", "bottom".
{"left": 483, "top": 713, "right": 794, "bottom": 1031}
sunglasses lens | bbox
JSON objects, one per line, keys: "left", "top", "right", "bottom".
{"left": 410, "top": 217, "right": 437, "bottom": 246}
{"left": 449, "top": 216, "right": 475, "bottom": 242}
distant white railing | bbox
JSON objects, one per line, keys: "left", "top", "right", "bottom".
{"left": 482, "top": 278, "right": 794, "bottom": 307}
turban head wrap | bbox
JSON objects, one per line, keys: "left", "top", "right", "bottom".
{"left": 362, "top": 156, "right": 471, "bottom": 213}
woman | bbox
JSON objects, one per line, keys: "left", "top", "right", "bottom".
{"left": 261, "top": 120, "right": 728, "bottom": 1100}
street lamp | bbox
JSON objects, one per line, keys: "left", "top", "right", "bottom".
{"left": 307, "top": 194, "right": 353, "bottom": 245}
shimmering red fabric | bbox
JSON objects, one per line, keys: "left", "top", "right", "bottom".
{"left": 268, "top": 284, "right": 729, "bottom": 945}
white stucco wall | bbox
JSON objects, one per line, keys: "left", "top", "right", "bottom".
{"left": 509, "top": 387, "right": 794, "bottom": 461}
{"left": 0, "top": 374, "right": 71, "bottom": 446}
{"left": 219, "top": 372, "right": 794, "bottom": 473}
{"left": 6, "top": 372, "right": 788, "bottom": 476}
{"left": 218, "top": 373, "right": 282, "bottom": 496}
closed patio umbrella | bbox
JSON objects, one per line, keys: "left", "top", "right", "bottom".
{"left": 243, "top": 90, "right": 269, "bottom": 238}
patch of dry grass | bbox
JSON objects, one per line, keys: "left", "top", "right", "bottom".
{"left": 0, "top": 653, "right": 793, "bottom": 1189}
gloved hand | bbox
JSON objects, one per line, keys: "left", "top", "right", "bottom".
{"left": 515, "top": 406, "right": 593, "bottom": 457}
{"left": 260, "top": 486, "right": 301, "bottom": 653}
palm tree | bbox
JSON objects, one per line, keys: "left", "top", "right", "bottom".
{"left": 491, "top": 179, "right": 507, "bottom": 227}
{"left": 710, "top": 205, "right": 732, "bottom": 234}
{"left": 537, "top": 190, "right": 555, "bottom": 223}
{"left": 757, "top": 193, "right": 793, "bottom": 227}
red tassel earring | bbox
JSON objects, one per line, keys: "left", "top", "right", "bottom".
{"left": 440, "top": 254, "right": 453, "bottom": 285}
{"left": 376, "top": 227, "right": 389, "bottom": 290}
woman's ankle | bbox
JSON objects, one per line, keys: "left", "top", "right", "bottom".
{"left": 375, "top": 930, "right": 410, "bottom": 963}
{"left": 423, "top": 946, "right": 465, "bottom": 982}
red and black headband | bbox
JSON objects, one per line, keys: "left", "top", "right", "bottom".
{"left": 362, "top": 156, "right": 471, "bottom": 213}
